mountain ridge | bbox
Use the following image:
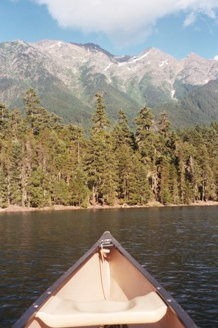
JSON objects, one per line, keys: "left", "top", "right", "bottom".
{"left": 1, "top": 39, "right": 218, "bottom": 128}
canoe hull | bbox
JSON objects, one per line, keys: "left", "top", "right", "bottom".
{"left": 13, "top": 231, "right": 197, "bottom": 328}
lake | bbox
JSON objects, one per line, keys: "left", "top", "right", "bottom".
{"left": 0, "top": 206, "right": 217, "bottom": 327}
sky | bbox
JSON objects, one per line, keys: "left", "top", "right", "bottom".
{"left": 1, "top": 0, "right": 218, "bottom": 59}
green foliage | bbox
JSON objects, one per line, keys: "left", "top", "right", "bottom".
{"left": 112, "top": 109, "right": 134, "bottom": 148}
{"left": 86, "top": 95, "right": 117, "bottom": 205}
{"left": 27, "top": 167, "right": 45, "bottom": 207}
{"left": 160, "top": 158, "right": 172, "bottom": 204}
{"left": 0, "top": 166, "right": 8, "bottom": 208}
{"left": 8, "top": 141, "right": 22, "bottom": 205}
{"left": 91, "top": 94, "right": 110, "bottom": 134}
{"left": 0, "top": 89, "right": 217, "bottom": 208}
{"left": 70, "top": 166, "right": 89, "bottom": 207}
{"left": 52, "top": 179, "right": 70, "bottom": 206}
{"left": 0, "top": 103, "right": 11, "bottom": 138}
{"left": 135, "top": 107, "right": 155, "bottom": 163}
{"left": 158, "top": 112, "right": 171, "bottom": 138}
{"left": 128, "top": 153, "right": 152, "bottom": 205}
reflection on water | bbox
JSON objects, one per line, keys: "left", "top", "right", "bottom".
{"left": 0, "top": 206, "right": 217, "bottom": 327}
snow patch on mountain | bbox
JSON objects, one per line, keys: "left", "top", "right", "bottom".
{"left": 159, "top": 60, "right": 168, "bottom": 67}
{"left": 129, "top": 50, "right": 151, "bottom": 63}
{"left": 171, "top": 89, "right": 176, "bottom": 99}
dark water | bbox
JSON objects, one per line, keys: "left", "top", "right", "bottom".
{"left": 0, "top": 206, "right": 217, "bottom": 328}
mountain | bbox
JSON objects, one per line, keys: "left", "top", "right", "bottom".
{"left": 1, "top": 40, "right": 218, "bottom": 128}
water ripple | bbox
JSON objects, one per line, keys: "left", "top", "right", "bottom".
{"left": 0, "top": 206, "right": 218, "bottom": 327}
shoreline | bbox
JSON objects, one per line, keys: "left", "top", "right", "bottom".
{"left": 0, "top": 201, "right": 217, "bottom": 213}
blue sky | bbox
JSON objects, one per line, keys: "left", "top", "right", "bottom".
{"left": 1, "top": 0, "right": 218, "bottom": 59}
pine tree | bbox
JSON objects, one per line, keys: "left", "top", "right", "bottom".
{"left": 112, "top": 109, "right": 134, "bottom": 149}
{"left": 135, "top": 107, "right": 159, "bottom": 199}
{"left": 27, "top": 167, "right": 45, "bottom": 207}
{"left": 114, "top": 144, "right": 134, "bottom": 203}
{"left": 0, "top": 103, "right": 11, "bottom": 137}
{"left": 112, "top": 110, "right": 136, "bottom": 203}
{"left": 176, "top": 141, "right": 187, "bottom": 203}
{"left": 0, "top": 166, "right": 8, "bottom": 208}
{"left": 24, "top": 88, "right": 52, "bottom": 135}
{"left": 135, "top": 106, "right": 155, "bottom": 162}
{"left": 52, "top": 179, "right": 70, "bottom": 205}
{"left": 158, "top": 112, "right": 171, "bottom": 138}
{"left": 87, "top": 94, "right": 117, "bottom": 205}
{"left": 0, "top": 103, "right": 11, "bottom": 207}
{"left": 197, "top": 145, "right": 216, "bottom": 201}
{"left": 169, "top": 164, "right": 180, "bottom": 204}
{"left": 132, "top": 152, "right": 152, "bottom": 205}
{"left": 91, "top": 94, "right": 110, "bottom": 134}
{"left": 70, "top": 165, "right": 89, "bottom": 207}
{"left": 159, "top": 158, "right": 171, "bottom": 204}
{"left": 0, "top": 89, "right": 217, "bottom": 209}
{"left": 8, "top": 141, "right": 22, "bottom": 205}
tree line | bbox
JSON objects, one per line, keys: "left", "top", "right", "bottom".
{"left": 0, "top": 89, "right": 217, "bottom": 208}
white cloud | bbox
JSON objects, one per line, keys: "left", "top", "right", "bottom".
{"left": 214, "top": 55, "right": 218, "bottom": 60}
{"left": 184, "top": 12, "right": 196, "bottom": 26}
{"left": 33, "top": 0, "right": 218, "bottom": 43}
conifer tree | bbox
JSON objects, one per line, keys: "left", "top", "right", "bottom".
{"left": 112, "top": 109, "right": 134, "bottom": 149}
{"left": 27, "top": 167, "right": 45, "bottom": 207}
{"left": 0, "top": 103, "right": 11, "bottom": 138}
{"left": 8, "top": 141, "right": 22, "bottom": 205}
{"left": 134, "top": 106, "right": 159, "bottom": 200}
{"left": 87, "top": 94, "right": 117, "bottom": 205}
{"left": 115, "top": 145, "right": 135, "bottom": 203}
{"left": 70, "top": 165, "right": 89, "bottom": 207}
{"left": 112, "top": 110, "right": 135, "bottom": 203}
{"left": 159, "top": 157, "right": 171, "bottom": 204}
{"left": 158, "top": 112, "right": 171, "bottom": 138}
{"left": 169, "top": 164, "right": 180, "bottom": 204}
{"left": 0, "top": 90, "right": 217, "bottom": 209}
{"left": 135, "top": 106, "right": 155, "bottom": 162}
{"left": 52, "top": 179, "right": 70, "bottom": 205}
{"left": 0, "top": 166, "right": 8, "bottom": 208}
{"left": 197, "top": 145, "right": 216, "bottom": 201}
{"left": 175, "top": 141, "right": 187, "bottom": 203}
{"left": 0, "top": 104, "right": 11, "bottom": 206}
{"left": 131, "top": 152, "right": 152, "bottom": 205}
{"left": 11, "top": 108, "right": 26, "bottom": 140}
{"left": 91, "top": 94, "right": 110, "bottom": 134}
{"left": 24, "top": 88, "right": 51, "bottom": 135}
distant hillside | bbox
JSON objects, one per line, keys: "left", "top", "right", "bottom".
{"left": 0, "top": 40, "right": 218, "bottom": 128}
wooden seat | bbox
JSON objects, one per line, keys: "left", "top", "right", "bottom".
{"left": 36, "top": 292, "right": 167, "bottom": 327}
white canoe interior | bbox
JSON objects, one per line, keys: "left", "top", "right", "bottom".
{"left": 26, "top": 244, "right": 186, "bottom": 328}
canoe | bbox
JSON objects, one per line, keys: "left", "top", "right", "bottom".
{"left": 13, "top": 231, "right": 197, "bottom": 328}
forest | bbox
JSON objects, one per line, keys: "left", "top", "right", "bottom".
{"left": 0, "top": 89, "right": 217, "bottom": 208}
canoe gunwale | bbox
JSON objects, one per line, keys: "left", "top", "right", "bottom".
{"left": 107, "top": 232, "right": 198, "bottom": 328}
{"left": 12, "top": 237, "right": 101, "bottom": 328}
{"left": 12, "top": 231, "right": 198, "bottom": 328}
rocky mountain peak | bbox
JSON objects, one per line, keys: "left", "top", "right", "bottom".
{"left": 0, "top": 39, "right": 218, "bottom": 128}
{"left": 73, "top": 42, "right": 114, "bottom": 58}
{"left": 177, "top": 51, "right": 218, "bottom": 85}
{"left": 115, "top": 55, "right": 131, "bottom": 63}
{"left": 186, "top": 52, "right": 202, "bottom": 59}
